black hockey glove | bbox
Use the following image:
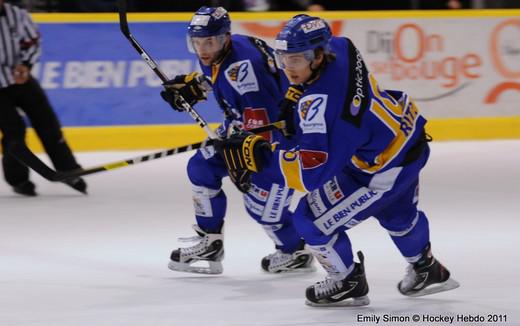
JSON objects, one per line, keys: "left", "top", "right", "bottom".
{"left": 228, "top": 169, "right": 253, "bottom": 193}
{"left": 160, "top": 72, "right": 212, "bottom": 112}
{"left": 214, "top": 131, "right": 272, "bottom": 193}
{"left": 277, "top": 84, "right": 304, "bottom": 138}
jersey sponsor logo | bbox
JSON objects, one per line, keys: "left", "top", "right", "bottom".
{"left": 190, "top": 15, "right": 210, "bottom": 26}
{"left": 244, "top": 195, "right": 265, "bottom": 217}
{"left": 275, "top": 39, "right": 288, "bottom": 51}
{"left": 301, "top": 19, "right": 327, "bottom": 34}
{"left": 298, "top": 94, "right": 328, "bottom": 134}
{"left": 225, "top": 60, "right": 259, "bottom": 95}
{"left": 324, "top": 177, "right": 345, "bottom": 205}
{"left": 350, "top": 48, "right": 367, "bottom": 116}
{"left": 243, "top": 107, "right": 272, "bottom": 142}
{"left": 211, "top": 7, "right": 227, "bottom": 19}
{"left": 314, "top": 187, "right": 383, "bottom": 235}
{"left": 248, "top": 183, "right": 269, "bottom": 202}
{"left": 262, "top": 184, "right": 289, "bottom": 223}
{"left": 300, "top": 149, "right": 328, "bottom": 169}
{"left": 199, "top": 145, "right": 216, "bottom": 159}
{"left": 307, "top": 189, "right": 327, "bottom": 217}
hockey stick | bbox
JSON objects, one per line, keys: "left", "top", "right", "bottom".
{"left": 117, "top": 0, "right": 218, "bottom": 139}
{"left": 8, "top": 121, "right": 286, "bottom": 183}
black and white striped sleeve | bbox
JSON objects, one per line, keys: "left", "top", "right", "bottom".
{"left": 17, "top": 7, "right": 40, "bottom": 67}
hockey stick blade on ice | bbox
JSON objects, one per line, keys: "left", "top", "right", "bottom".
{"left": 117, "top": 0, "right": 218, "bottom": 139}
{"left": 9, "top": 121, "right": 286, "bottom": 183}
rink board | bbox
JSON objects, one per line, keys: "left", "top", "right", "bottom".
{"left": 21, "top": 10, "right": 520, "bottom": 150}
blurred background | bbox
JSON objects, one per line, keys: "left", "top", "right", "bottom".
{"left": 9, "top": 0, "right": 520, "bottom": 12}
{"left": 2, "top": 0, "right": 519, "bottom": 151}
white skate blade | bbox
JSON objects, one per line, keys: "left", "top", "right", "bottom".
{"left": 168, "top": 260, "right": 223, "bottom": 275}
{"left": 402, "top": 278, "right": 460, "bottom": 297}
{"left": 305, "top": 295, "right": 370, "bottom": 308}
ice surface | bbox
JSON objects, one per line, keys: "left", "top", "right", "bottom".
{"left": 1, "top": 140, "right": 519, "bottom": 326}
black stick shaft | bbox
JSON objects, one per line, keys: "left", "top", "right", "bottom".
{"left": 11, "top": 121, "right": 286, "bottom": 182}
{"left": 117, "top": 0, "right": 218, "bottom": 139}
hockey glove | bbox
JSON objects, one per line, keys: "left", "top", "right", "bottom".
{"left": 215, "top": 131, "right": 272, "bottom": 173}
{"left": 214, "top": 131, "right": 272, "bottom": 192}
{"left": 160, "top": 72, "right": 212, "bottom": 112}
{"left": 228, "top": 169, "right": 253, "bottom": 193}
{"left": 277, "top": 84, "right": 304, "bottom": 138}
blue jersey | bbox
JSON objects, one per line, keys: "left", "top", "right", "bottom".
{"left": 200, "top": 34, "right": 287, "bottom": 143}
{"left": 264, "top": 36, "right": 427, "bottom": 192}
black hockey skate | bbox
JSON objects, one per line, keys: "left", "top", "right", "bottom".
{"left": 398, "top": 243, "right": 459, "bottom": 297}
{"left": 64, "top": 177, "right": 88, "bottom": 194}
{"left": 305, "top": 251, "right": 370, "bottom": 307}
{"left": 168, "top": 225, "right": 224, "bottom": 274}
{"left": 261, "top": 241, "right": 315, "bottom": 273}
{"left": 13, "top": 180, "right": 37, "bottom": 196}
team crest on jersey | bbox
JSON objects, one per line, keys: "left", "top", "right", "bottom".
{"left": 225, "top": 60, "right": 259, "bottom": 95}
{"left": 298, "top": 94, "right": 328, "bottom": 134}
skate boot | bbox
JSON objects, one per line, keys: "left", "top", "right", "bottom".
{"left": 398, "top": 243, "right": 460, "bottom": 297}
{"left": 261, "top": 241, "right": 315, "bottom": 273}
{"left": 64, "top": 177, "right": 88, "bottom": 194}
{"left": 168, "top": 224, "right": 224, "bottom": 274}
{"left": 13, "top": 180, "right": 37, "bottom": 196}
{"left": 305, "top": 251, "right": 370, "bottom": 307}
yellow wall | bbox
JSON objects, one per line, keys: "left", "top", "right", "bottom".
{"left": 13, "top": 116, "right": 517, "bottom": 153}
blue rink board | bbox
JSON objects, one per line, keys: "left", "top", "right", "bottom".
{"left": 35, "top": 22, "right": 222, "bottom": 127}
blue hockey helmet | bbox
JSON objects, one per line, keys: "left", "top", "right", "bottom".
{"left": 274, "top": 15, "right": 332, "bottom": 70}
{"left": 275, "top": 14, "right": 332, "bottom": 54}
{"left": 188, "top": 7, "right": 231, "bottom": 38}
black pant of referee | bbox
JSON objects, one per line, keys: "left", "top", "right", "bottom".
{"left": 0, "top": 77, "right": 87, "bottom": 196}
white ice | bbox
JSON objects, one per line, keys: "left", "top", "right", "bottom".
{"left": 1, "top": 140, "right": 519, "bottom": 326}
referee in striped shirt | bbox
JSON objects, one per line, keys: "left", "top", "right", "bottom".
{"left": 0, "top": 0, "right": 87, "bottom": 196}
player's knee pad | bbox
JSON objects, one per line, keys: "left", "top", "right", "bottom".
{"left": 192, "top": 185, "right": 225, "bottom": 218}
{"left": 307, "top": 232, "right": 355, "bottom": 280}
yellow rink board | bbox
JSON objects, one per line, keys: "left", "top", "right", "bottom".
{"left": 16, "top": 116, "right": 520, "bottom": 153}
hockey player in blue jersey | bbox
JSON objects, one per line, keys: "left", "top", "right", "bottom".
{"left": 215, "top": 14, "right": 459, "bottom": 306}
{"left": 160, "top": 7, "right": 313, "bottom": 274}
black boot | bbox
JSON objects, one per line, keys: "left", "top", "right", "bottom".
{"left": 398, "top": 243, "right": 460, "bottom": 297}
{"left": 13, "top": 180, "right": 37, "bottom": 196}
{"left": 305, "top": 251, "right": 370, "bottom": 307}
{"left": 64, "top": 177, "right": 87, "bottom": 194}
